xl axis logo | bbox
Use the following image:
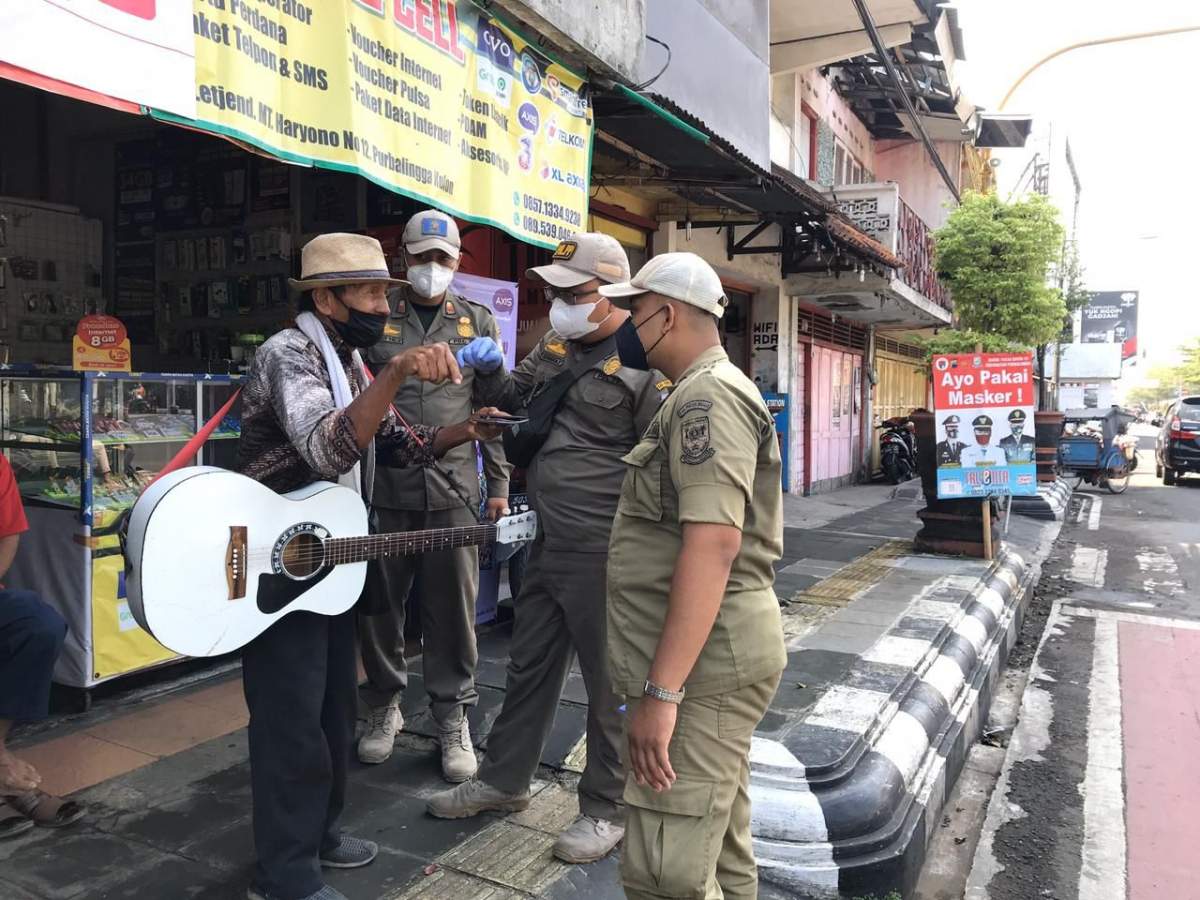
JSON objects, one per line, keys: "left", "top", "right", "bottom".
{"left": 539, "top": 164, "right": 585, "bottom": 190}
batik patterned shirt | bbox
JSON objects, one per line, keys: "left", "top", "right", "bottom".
{"left": 236, "top": 322, "right": 439, "bottom": 494}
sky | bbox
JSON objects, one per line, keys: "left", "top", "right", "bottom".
{"left": 955, "top": 0, "right": 1199, "bottom": 387}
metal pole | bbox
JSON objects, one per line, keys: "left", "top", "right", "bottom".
{"left": 849, "top": 0, "right": 960, "bottom": 203}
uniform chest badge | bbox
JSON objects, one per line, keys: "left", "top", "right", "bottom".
{"left": 383, "top": 324, "right": 402, "bottom": 338}
{"left": 457, "top": 316, "right": 474, "bottom": 338}
{"left": 545, "top": 340, "right": 567, "bottom": 357}
{"left": 602, "top": 356, "right": 621, "bottom": 376}
{"left": 655, "top": 378, "right": 673, "bottom": 392}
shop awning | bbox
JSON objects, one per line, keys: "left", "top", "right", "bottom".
{"left": 592, "top": 85, "right": 901, "bottom": 271}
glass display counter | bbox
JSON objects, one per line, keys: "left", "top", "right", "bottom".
{"left": 0, "top": 368, "right": 241, "bottom": 691}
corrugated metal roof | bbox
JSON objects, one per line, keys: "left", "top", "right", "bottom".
{"left": 594, "top": 88, "right": 901, "bottom": 269}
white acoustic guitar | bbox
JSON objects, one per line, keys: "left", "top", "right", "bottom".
{"left": 124, "top": 467, "right": 536, "bottom": 657}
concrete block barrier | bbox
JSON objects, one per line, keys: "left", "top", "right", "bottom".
{"left": 1011, "top": 477, "right": 1073, "bottom": 521}
{"left": 750, "top": 549, "right": 1039, "bottom": 899}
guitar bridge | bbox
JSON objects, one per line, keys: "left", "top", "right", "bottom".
{"left": 226, "top": 526, "right": 247, "bottom": 600}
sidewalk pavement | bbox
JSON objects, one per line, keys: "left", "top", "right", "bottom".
{"left": 2, "top": 480, "right": 1060, "bottom": 899}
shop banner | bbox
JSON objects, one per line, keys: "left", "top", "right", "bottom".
{"left": 166, "top": 0, "right": 591, "bottom": 249}
{"left": 451, "top": 272, "right": 517, "bottom": 368}
{"left": 0, "top": 0, "right": 195, "bottom": 117}
{"left": 1082, "top": 290, "right": 1138, "bottom": 361}
{"left": 932, "top": 352, "right": 1037, "bottom": 499}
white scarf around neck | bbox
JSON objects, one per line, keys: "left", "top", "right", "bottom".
{"left": 295, "top": 311, "right": 374, "bottom": 497}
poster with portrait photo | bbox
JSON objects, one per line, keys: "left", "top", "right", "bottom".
{"left": 932, "top": 352, "right": 1037, "bottom": 499}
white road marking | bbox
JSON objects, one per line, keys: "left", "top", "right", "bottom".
{"left": 1079, "top": 615, "right": 1127, "bottom": 900}
{"left": 1068, "top": 546, "right": 1108, "bottom": 587}
{"left": 1062, "top": 604, "right": 1200, "bottom": 631}
{"left": 1087, "top": 496, "right": 1103, "bottom": 531}
{"left": 1135, "top": 546, "right": 1185, "bottom": 596}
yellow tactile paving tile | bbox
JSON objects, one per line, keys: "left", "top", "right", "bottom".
{"left": 437, "top": 822, "right": 568, "bottom": 894}
{"left": 385, "top": 867, "right": 523, "bottom": 899}
{"left": 790, "top": 540, "right": 911, "bottom": 608}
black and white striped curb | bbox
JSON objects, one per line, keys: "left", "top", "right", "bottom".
{"left": 1011, "top": 477, "right": 1073, "bottom": 520}
{"left": 750, "top": 548, "right": 1038, "bottom": 899}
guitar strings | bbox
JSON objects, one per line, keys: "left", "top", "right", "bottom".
{"left": 240, "top": 523, "right": 517, "bottom": 567}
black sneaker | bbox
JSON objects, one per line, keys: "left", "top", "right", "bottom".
{"left": 319, "top": 835, "right": 379, "bottom": 869}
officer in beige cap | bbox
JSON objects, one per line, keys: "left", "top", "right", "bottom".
{"left": 598, "top": 252, "right": 787, "bottom": 899}
{"left": 358, "top": 209, "right": 510, "bottom": 781}
{"left": 427, "top": 233, "right": 669, "bottom": 865}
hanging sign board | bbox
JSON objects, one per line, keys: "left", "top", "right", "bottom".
{"left": 74, "top": 315, "right": 133, "bottom": 371}
{"left": 0, "top": 0, "right": 195, "bottom": 117}
{"left": 932, "top": 352, "right": 1037, "bottom": 499}
{"left": 161, "top": 0, "right": 591, "bottom": 249}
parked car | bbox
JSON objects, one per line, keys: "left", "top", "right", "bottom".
{"left": 1155, "top": 396, "right": 1200, "bottom": 485}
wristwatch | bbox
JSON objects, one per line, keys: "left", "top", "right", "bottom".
{"left": 643, "top": 679, "right": 685, "bottom": 704}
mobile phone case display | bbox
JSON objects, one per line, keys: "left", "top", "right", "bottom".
{"left": 0, "top": 369, "right": 242, "bottom": 688}
{"left": 0, "top": 198, "right": 103, "bottom": 363}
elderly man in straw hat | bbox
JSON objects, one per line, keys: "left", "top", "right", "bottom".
{"left": 236, "top": 232, "right": 507, "bottom": 900}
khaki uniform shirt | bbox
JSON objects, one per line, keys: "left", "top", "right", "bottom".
{"left": 477, "top": 329, "right": 668, "bottom": 552}
{"left": 607, "top": 345, "right": 787, "bottom": 698}
{"left": 366, "top": 285, "right": 510, "bottom": 510}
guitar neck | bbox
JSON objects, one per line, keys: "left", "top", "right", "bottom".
{"left": 325, "top": 524, "right": 498, "bottom": 565}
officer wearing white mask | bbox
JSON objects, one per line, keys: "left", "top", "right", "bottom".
{"left": 358, "top": 209, "right": 510, "bottom": 781}
{"left": 427, "top": 232, "right": 668, "bottom": 865}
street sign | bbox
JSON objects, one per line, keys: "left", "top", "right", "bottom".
{"left": 932, "top": 352, "right": 1037, "bottom": 499}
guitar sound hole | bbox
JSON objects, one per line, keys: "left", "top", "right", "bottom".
{"left": 279, "top": 532, "right": 325, "bottom": 578}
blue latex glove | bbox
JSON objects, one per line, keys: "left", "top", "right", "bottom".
{"left": 456, "top": 336, "right": 504, "bottom": 373}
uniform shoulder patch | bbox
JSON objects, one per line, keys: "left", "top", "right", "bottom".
{"left": 676, "top": 398, "right": 713, "bottom": 417}
{"left": 602, "top": 356, "right": 621, "bottom": 376}
{"left": 655, "top": 378, "right": 673, "bottom": 392}
{"left": 545, "top": 339, "right": 567, "bottom": 357}
{"left": 383, "top": 324, "right": 402, "bottom": 338}
{"left": 679, "top": 416, "right": 714, "bottom": 465}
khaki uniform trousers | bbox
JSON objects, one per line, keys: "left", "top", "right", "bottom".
{"left": 478, "top": 542, "right": 625, "bottom": 821}
{"left": 357, "top": 506, "right": 479, "bottom": 722}
{"left": 619, "top": 671, "right": 783, "bottom": 900}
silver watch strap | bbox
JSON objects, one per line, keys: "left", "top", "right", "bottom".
{"left": 643, "top": 679, "right": 685, "bottom": 704}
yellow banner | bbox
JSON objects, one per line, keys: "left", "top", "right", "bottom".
{"left": 170, "top": 0, "right": 591, "bottom": 248}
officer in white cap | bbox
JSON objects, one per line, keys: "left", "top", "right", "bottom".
{"left": 599, "top": 252, "right": 786, "bottom": 899}
{"left": 427, "top": 233, "right": 668, "bottom": 865}
{"left": 358, "top": 209, "right": 509, "bottom": 781}
{"left": 959, "top": 414, "right": 1002, "bottom": 467}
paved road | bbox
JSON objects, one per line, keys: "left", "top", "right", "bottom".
{"left": 968, "top": 426, "right": 1200, "bottom": 900}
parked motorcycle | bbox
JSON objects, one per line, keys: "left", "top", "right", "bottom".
{"left": 878, "top": 416, "right": 917, "bottom": 484}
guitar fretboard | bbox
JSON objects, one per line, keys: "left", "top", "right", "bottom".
{"left": 325, "top": 525, "right": 498, "bottom": 564}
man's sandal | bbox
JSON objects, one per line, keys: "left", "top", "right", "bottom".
{"left": 0, "top": 805, "right": 35, "bottom": 840}
{"left": 4, "top": 790, "right": 87, "bottom": 828}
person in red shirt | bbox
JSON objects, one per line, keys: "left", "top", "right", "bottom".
{"left": 0, "top": 452, "right": 85, "bottom": 836}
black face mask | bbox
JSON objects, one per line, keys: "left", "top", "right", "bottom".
{"left": 614, "top": 306, "right": 668, "bottom": 371}
{"left": 330, "top": 298, "right": 388, "bottom": 348}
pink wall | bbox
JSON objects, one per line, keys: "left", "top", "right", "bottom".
{"left": 872, "top": 139, "right": 962, "bottom": 230}
{"left": 799, "top": 70, "right": 875, "bottom": 173}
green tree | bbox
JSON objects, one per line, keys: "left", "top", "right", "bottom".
{"left": 934, "top": 192, "right": 1068, "bottom": 347}
{"left": 916, "top": 328, "right": 1017, "bottom": 367}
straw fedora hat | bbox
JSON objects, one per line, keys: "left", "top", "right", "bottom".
{"left": 288, "top": 233, "right": 406, "bottom": 291}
